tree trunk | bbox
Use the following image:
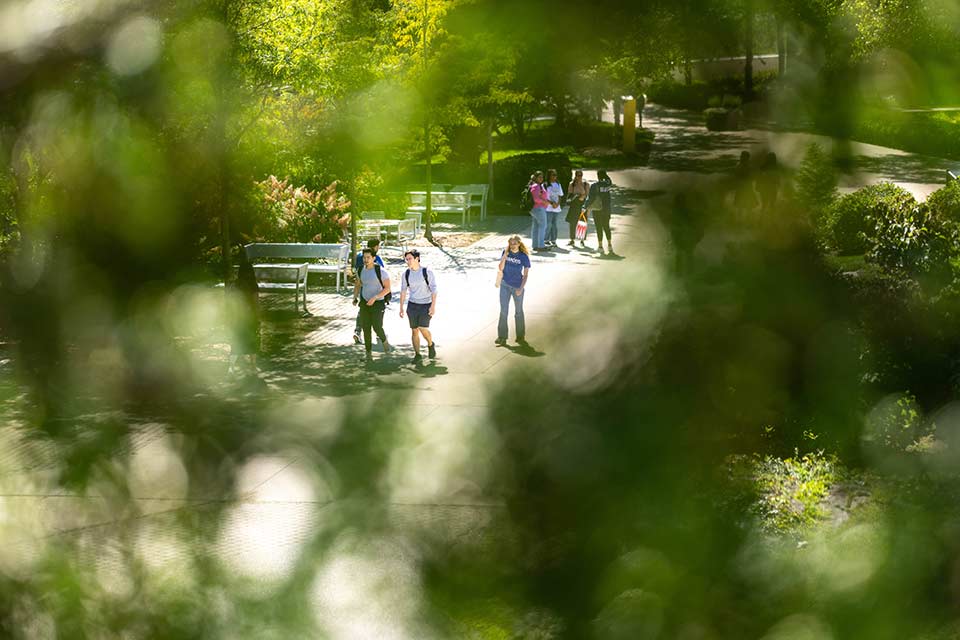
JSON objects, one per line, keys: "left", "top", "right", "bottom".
{"left": 486, "top": 116, "right": 494, "bottom": 201}
{"left": 744, "top": 0, "right": 755, "bottom": 100}
{"left": 613, "top": 96, "right": 622, "bottom": 128}
{"left": 424, "top": 120, "right": 433, "bottom": 241}
{"left": 684, "top": 57, "right": 693, "bottom": 85}
{"left": 776, "top": 15, "right": 786, "bottom": 76}
{"left": 554, "top": 95, "right": 566, "bottom": 128}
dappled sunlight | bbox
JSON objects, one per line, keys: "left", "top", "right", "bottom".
{"left": 311, "top": 534, "right": 427, "bottom": 640}
{"left": 106, "top": 15, "right": 162, "bottom": 76}
{"left": 386, "top": 409, "right": 501, "bottom": 504}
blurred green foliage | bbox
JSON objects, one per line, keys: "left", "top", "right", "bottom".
{"left": 1, "top": 0, "right": 960, "bottom": 638}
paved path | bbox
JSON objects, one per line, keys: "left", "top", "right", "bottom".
{"left": 635, "top": 103, "right": 952, "bottom": 201}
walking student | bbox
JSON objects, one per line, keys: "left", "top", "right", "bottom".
{"left": 565, "top": 169, "right": 588, "bottom": 248}
{"left": 353, "top": 238, "right": 385, "bottom": 344}
{"left": 584, "top": 169, "right": 615, "bottom": 255}
{"left": 398, "top": 249, "right": 438, "bottom": 365}
{"left": 544, "top": 168, "right": 564, "bottom": 247}
{"left": 528, "top": 171, "right": 550, "bottom": 252}
{"left": 227, "top": 250, "right": 260, "bottom": 376}
{"left": 352, "top": 248, "right": 392, "bottom": 362}
{"left": 495, "top": 235, "right": 531, "bottom": 346}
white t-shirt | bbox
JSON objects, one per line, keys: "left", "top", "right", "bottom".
{"left": 545, "top": 181, "right": 564, "bottom": 213}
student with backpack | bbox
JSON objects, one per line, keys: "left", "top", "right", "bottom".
{"left": 526, "top": 171, "right": 550, "bottom": 251}
{"left": 352, "top": 248, "right": 393, "bottom": 362}
{"left": 353, "top": 239, "right": 385, "bottom": 344}
{"left": 398, "top": 249, "right": 438, "bottom": 365}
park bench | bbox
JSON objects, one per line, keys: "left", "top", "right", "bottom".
{"left": 407, "top": 191, "right": 471, "bottom": 226}
{"left": 244, "top": 243, "right": 350, "bottom": 313}
{"left": 451, "top": 184, "right": 489, "bottom": 221}
{"left": 947, "top": 167, "right": 959, "bottom": 183}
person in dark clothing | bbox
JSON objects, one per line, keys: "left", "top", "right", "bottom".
{"left": 584, "top": 169, "right": 614, "bottom": 255}
{"left": 755, "top": 152, "right": 781, "bottom": 214}
{"left": 353, "top": 248, "right": 393, "bottom": 362}
{"left": 733, "top": 150, "right": 758, "bottom": 216}
{"left": 353, "top": 238, "right": 385, "bottom": 344}
{"left": 228, "top": 250, "right": 260, "bottom": 376}
{"left": 670, "top": 190, "right": 706, "bottom": 274}
{"left": 565, "top": 169, "right": 589, "bottom": 248}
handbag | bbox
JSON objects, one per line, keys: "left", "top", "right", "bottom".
{"left": 575, "top": 212, "right": 588, "bottom": 241}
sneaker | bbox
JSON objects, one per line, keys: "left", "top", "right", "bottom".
{"left": 382, "top": 340, "right": 392, "bottom": 354}
{"left": 567, "top": 240, "right": 575, "bottom": 247}
{"left": 608, "top": 245, "right": 616, "bottom": 255}
{"left": 597, "top": 246, "right": 605, "bottom": 255}
{"left": 580, "top": 240, "right": 586, "bottom": 248}
{"left": 411, "top": 353, "right": 423, "bottom": 365}
{"left": 428, "top": 343, "right": 436, "bottom": 359}
{"left": 494, "top": 337, "right": 507, "bottom": 346}
{"left": 516, "top": 338, "right": 528, "bottom": 348}
{"left": 353, "top": 332, "right": 362, "bottom": 345}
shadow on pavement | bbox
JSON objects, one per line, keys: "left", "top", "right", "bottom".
{"left": 503, "top": 343, "right": 545, "bottom": 358}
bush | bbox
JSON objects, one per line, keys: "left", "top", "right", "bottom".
{"left": 821, "top": 183, "right": 915, "bottom": 255}
{"left": 795, "top": 143, "right": 838, "bottom": 223}
{"left": 492, "top": 152, "right": 572, "bottom": 210}
{"left": 926, "top": 178, "right": 960, "bottom": 222}
{"left": 254, "top": 176, "right": 351, "bottom": 242}
{"left": 866, "top": 199, "right": 956, "bottom": 282}
{"left": 704, "top": 108, "right": 739, "bottom": 131}
{"left": 852, "top": 108, "right": 960, "bottom": 162}
{"left": 649, "top": 80, "right": 712, "bottom": 111}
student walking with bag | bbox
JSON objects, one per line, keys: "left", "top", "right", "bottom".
{"left": 495, "top": 235, "right": 531, "bottom": 346}
{"left": 352, "top": 248, "right": 393, "bottom": 363}
{"left": 584, "top": 169, "right": 615, "bottom": 255}
{"left": 352, "top": 238, "right": 385, "bottom": 345}
{"left": 565, "top": 169, "right": 589, "bottom": 248}
{"left": 398, "top": 249, "right": 438, "bottom": 365}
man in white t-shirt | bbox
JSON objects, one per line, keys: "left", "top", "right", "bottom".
{"left": 398, "top": 249, "right": 438, "bottom": 365}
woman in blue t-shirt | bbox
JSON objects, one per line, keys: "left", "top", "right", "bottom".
{"left": 495, "top": 235, "right": 531, "bottom": 346}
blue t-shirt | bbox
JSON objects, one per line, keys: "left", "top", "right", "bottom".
{"left": 500, "top": 250, "right": 530, "bottom": 289}
{"left": 355, "top": 252, "right": 385, "bottom": 272}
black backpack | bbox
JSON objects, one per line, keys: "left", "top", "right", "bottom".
{"left": 404, "top": 267, "right": 430, "bottom": 288}
{"left": 520, "top": 183, "right": 534, "bottom": 212}
{"left": 373, "top": 264, "right": 392, "bottom": 304}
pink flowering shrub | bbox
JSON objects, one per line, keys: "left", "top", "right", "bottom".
{"left": 255, "top": 175, "right": 351, "bottom": 242}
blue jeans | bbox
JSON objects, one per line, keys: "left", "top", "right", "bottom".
{"left": 546, "top": 209, "right": 560, "bottom": 243}
{"left": 530, "top": 207, "right": 547, "bottom": 249}
{"left": 498, "top": 283, "right": 525, "bottom": 341}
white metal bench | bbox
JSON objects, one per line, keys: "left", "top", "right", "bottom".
{"left": 252, "top": 263, "right": 309, "bottom": 313}
{"left": 244, "top": 243, "right": 350, "bottom": 294}
{"left": 451, "top": 184, "right": 489, "bottom": 221}
{"left": 407, "top": 191, "right": 471, "bottom": 226}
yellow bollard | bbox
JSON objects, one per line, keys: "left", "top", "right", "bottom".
{"left": 622, "top": 96, "right": 636, "bottom": 153}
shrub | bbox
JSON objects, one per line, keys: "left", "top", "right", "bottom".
{"left": 863, "top": 392, "right": 925, "bottom": 451}
{"left": 821, "top": 183, "right": 915, "bottom": 255}
{"left": 492, "top": 152, "right": 572, "bottom": 208}
{"left": 704, "top": 108, "right": 739, "bottom": 131}
{"left": 866, "top": 199, "right": 956, "bottom": 281}
{"left": 794, "top": 143, "right": 838, "bottom": 223}
{"left": 751, "top": 450, "right": 840, "bottom": 533}
{"left": 926, "top": 178, "right": 960, "bottom": 222}
{"left": 254, "top": 176, "right": 351, "bottom": 242}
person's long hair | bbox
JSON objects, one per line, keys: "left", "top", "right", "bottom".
{"left": 570, "top": 170, "right": 585, "bottom": 197}
{"left": 508, "top": 234, "right": 530, "bottom": 256}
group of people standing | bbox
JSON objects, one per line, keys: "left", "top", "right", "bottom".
{"left": 527, "top": 168, "right": 616, "bottom": 255}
